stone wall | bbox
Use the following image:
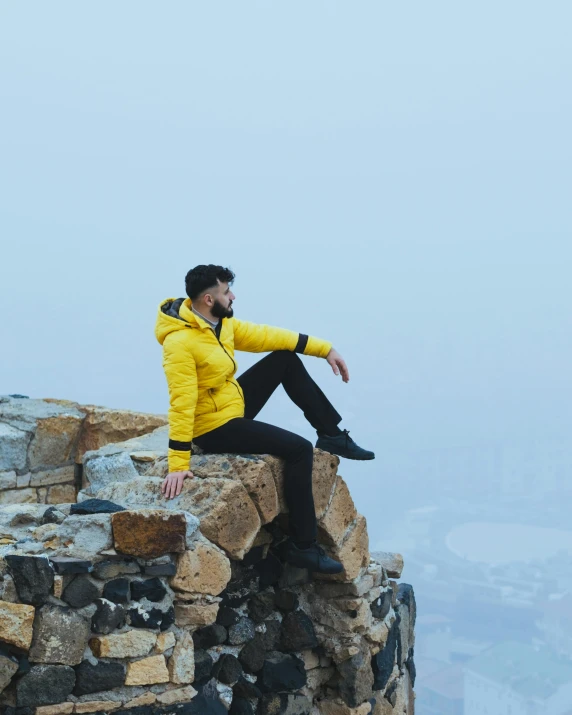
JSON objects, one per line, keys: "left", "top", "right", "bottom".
{"left": 0, "top": 397, "right": 416, "bottom": 714}
{"left": 0, "top": 396, "right": 168, "bottom": 507}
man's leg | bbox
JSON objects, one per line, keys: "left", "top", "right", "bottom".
{"left": 194, "top": 417, "right": 317, "bottom": 543}
{"left": 238, "top": 351, "right": 374, "bottom": 460}
{"left": 238, "top": 351, "right": 342, "bottom": 433}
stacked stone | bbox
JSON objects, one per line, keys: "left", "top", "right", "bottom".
{"left": 0, "top": 397, "right": 416, "bottom": 714}
{"left": 0, "top": 396, "right": 167, "bottom": 508}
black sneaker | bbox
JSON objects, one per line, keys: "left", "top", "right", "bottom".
{"left": 316, "top": 429, "right": 375, "bottom": 460}
{"left": 283, "top": 541, "right": 343, "bottom": 575}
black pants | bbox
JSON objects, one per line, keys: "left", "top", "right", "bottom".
{"left": 193, "top": 351, "right": 342, "bottom": 543}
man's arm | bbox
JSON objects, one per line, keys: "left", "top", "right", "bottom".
{"left": 162, "top": 332, "right": 198, "bottom": 476}
{"left": 232, "top": 318, "right": 332, "bottom": 358}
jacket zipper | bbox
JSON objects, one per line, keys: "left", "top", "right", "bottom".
{"left": 211, "top": 328, "right": 244, "bottom": 402}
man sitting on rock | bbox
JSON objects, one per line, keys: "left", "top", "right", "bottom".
{"left": 155, "top": 264, "right": 374, "bottom": 575}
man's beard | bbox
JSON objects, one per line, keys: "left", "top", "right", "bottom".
{"left": 211, "top": 299, "right": 234, "bottom": 319}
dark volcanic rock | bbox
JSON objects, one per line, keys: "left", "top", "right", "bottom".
{"left": 212, "top": 654, "right": 243, "bottom": 685}
{"left": 184, "top": 693, "right": 228, "bottom": 715}
{"left": 229, "top": 696, "right": 254, "bottom": 715}
{"left": 74, "top": 659, "right": 126, "bottom": 695}
{"left": 254, "top": 553, "right": 283, "bottom": 589}
{"left": 130, "top": 577, "right": 166, "bottom": 603}
{"left": 238, "top": 634, "right": 266, "bottom": 673}
{"left": 62, "top": 576, "right": 99, "bottom": 608}
{"left": 247, "top": 591, "right": 275, "bottom": 623}
{"left": 128, "top": 606, "right": 164, "bottom": 629}
{"left": 70, "top": 499, "right": 126, "bottom": 515}
{"left": 16, "top": 664, "right": 75, "bottom": 707}
{"left": 50, "top": 556, "right": 92, "bottom": 575}
{"left": 143, "top": 562, "right": 177, "bottom": 577}
{"left": 92, "top": 559, "right": 140, "bottom": 580}
{"left": 217, "top": 605, "right": 241, "bottom": 627}
{"left": 103, "top": 577, "right": 130, "bottom": 604}
{"left": 91, "top": 598, "right": 126, "bottom": 634}
{"left": 228, "top": 617, "right": 255, "bottom": 645}
{"left": 41, "top": 506, "right": 66, "bottom": 525}
{"left": 233, "top": 676, "right": 262, "bottom": 700}
{"left": 29, "top": 605, "right": 90, "bottom": 666}
{"left": 259, "top": 693, "right": 312, "bottom": 715}
{"left": 194, "top": 649, "right": 214, "bottom": 683}
{"left": 258, "top": 652, "right": 306, "bottom": 693}
{"left": 370, "top": 590, "right": 392, "bottom": 620}
{"left": 221, "top": 563, "right": 259, "bottom": 607}
{"left": 260, "top": 619, "right": 281, "bottom": 651}
{"left": 273, "top": 589, "right": 299, "bottom": 612}
{"left": 160, "top": 605, "right": 175, "bottom": 631}
{"left": 280, "top": 610, "right": 318, "bottom": 652}
{"left": 193, "top": 624, "right": 227, "bottom": 650}
{"left": 372, "top": 616, "right": 399, "bottom": 691}
{"left": 338, "top": 642, "right": 375, "bottom": 708}
{"left": 5, "top": 555, "right": 54, "bottom": 606}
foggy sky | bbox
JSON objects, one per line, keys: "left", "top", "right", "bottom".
{"left": 1, "top": 2, "right": 571, "bottom": 543}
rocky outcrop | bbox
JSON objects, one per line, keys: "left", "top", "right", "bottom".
{"left": 0, "top": 395, "right": 167, "bottom": 507}
{"left": 0, "top": 397, "right": 416, "bottom": 714}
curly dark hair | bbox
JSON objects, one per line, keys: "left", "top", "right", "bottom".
{"left": 185, "top": 264, "right": 235, "bottom": 300}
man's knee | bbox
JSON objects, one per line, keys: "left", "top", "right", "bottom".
{"left": 288, "top": 436, "right": 314, "bottom": 461}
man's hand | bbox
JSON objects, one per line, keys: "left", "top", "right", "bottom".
{"left": 326, "top": 348, "right": 349, "bottom": 383}
{"left": 161, "top": 470, "right": 193, "bottom": 499}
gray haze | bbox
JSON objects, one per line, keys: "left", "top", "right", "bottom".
{"left": 1, "top": 3, "right": 571, "bottom": 712}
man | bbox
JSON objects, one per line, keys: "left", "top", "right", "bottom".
{"left": 155, "top": 264, "right": 374, "bottom": 574}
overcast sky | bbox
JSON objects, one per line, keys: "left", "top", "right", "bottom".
{"left": 1, "top": 2, "right": 570, "bottom": 538}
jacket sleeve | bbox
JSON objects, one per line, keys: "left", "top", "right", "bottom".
{"left": 162, "top": 332, "right": 198, "bottom": 473}
{"left": 232, "top": 318, "right": 332, "bottom": 358}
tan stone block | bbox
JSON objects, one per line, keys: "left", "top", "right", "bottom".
{"left": 319, "top": 476, "right": 357, "bottom": 546}
{"left": 28, "top": 414, "right": 84, "bottom": 468}
{"left": 0, "top": 574, "right": 18, "bottom": 602}
{"left": 0, "top": 600, "right": 35, "bottom": 650}
{"left": 180, "top": 478, "right": 261, "bottom": 559}
{"left": 125, "top": 654, "right": 169, "bottom": 685}
{"left": 370, "top": 552, "right": 403, "bottom": 578}
{"left": 53, "top": 575, "right": 64, "bottom": 598}
{"left": 35, "top": 703, "right": 75, "bottom": 715}
{"left": 30, "top": 465, "right": 76, "bottom": 488}
{"left": 95, "top": 474, "right": 261, "bottom": 560}
{"left": 232, "top": 459, "right": 279, "bottom": 525}
{"left": 76, "top": 405, "right": 167, "bottom": 463}
{"left": 122, "top": 693, "right": 157, "bottom": 708}
{"left": 17, "top": 472, "right": 31, "bottom": 488}
{"left": 170, "top": 540, "right": 231, "bottom": 596}
{"left": 89, "top": 630, "right": 157, "bottom": 658}
{"left": 318, "top": 514, "right": 369, "bottom": 583}
{"left": 37, "top": 487, "right": 48, "bottom": 503}
{"left": 111, "top": 509, "right": 187, "bottom": 559}
{"left": 156, "top": 685, "right": 198, "bottom": 705}
{"left": 0, "top": 471, "right": 17, "bottom": 489}
{"left": 318, "top": 701, "right": 373, "bottom": 715}
{"left": 300, "top": 649, "right": 320, "bottom": 670}
{"left": 0, "top": 652, "right": 18, "bottom": 691}
{"left": 168, "top": 632, "right": 194, "bottom": 684}
{"left": 174, "top": 602, "right": 219, "bottom": 627}
{"left": 371, "top": 693, "right": 393, "bottom": 715}
{"left": 0, "top": 488, "right": 36, "bottom": 505}
{"left": 315, "top": 573, "right": 374, "bottom": 599}
{"left": 47, "top": 483, "right": 77, "bottom": 504}
{"left": 74, "top": 701, "right": 122, "bottom": 713}
{"left": 32, "top": 523, "right": 59, "bottom": 541}
{"left": 154, "top": 631, "right": 176, "bottom": 653}
{"left": 312, "top": 450, "right": 340, "bottom": 518}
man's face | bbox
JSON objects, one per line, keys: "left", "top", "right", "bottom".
{"left": 209, "top": 281, "right": 235, "bottom": 319}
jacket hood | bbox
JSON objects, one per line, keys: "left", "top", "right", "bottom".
{"left": 155, "top": 297, "right": 196, "bottom": 345}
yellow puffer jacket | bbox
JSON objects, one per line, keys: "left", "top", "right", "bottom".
{"left": 155, "top": 297, "right": 332, "bottom": 473}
